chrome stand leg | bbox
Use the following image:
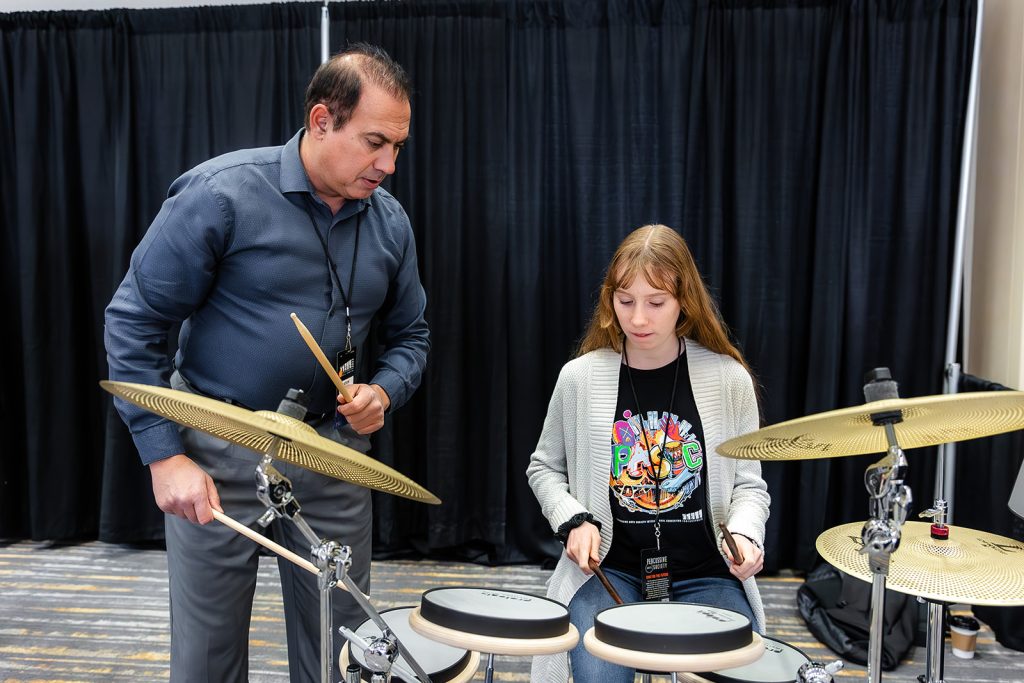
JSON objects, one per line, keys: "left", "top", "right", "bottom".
{"left": 484, "top": 653, "right": 495, "bottom": 683}
{"left": 319, "top": 569, "right": 333, "bottom": 683}
{"left": 868, "top": 573, "right": 887, "bottom": 683}
{"left": 921, "top": 601, "right": 946, "bottom": 683}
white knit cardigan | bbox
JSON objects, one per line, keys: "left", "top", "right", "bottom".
{"left": 526, "top": 340, "right": 770, "bottom": 682}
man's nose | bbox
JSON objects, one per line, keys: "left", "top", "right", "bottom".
{"left": 375, "top": 148, "right": 397, "bottom": 175}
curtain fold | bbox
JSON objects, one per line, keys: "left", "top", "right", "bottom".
{"left": 0, "top": 0, "right": 983, "bottom": 572}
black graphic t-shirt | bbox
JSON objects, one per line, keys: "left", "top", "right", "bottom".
{"left": 602, "top": 349, "right": 734, "bottom": 581}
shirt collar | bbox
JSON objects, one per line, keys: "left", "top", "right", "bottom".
{"left": 279, "top": 129, "right": 373, "bottom": 215}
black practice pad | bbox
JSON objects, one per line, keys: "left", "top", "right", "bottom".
{"left": 700, "top": 636, "right": 810, "bottom": 683}
{"left": 594, "top": 602, "right": 752, "bottom": 655}
{"left": 348, "top": 606, "right": 473, "bottom": 682}
{"left": 419, "top": 587, "right": 570, "bottom": 639}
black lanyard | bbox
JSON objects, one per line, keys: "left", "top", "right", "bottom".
{"left": 623, "top": 336, "right": 682, "bottom": 551}
{"left": 306, "top": 206, "right": 360, "bottom": 352}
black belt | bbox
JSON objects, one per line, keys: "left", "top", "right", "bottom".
{"left": 177, "top": 372, "right": 331, "bottom": 425}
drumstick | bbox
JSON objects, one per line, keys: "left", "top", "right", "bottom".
{"left": 588, "top": 558, "right": 624, "bottom": 605}
{"left": 718, "top": 523, "right": 745, "bottom": 565}
{"left": 212, "top": 509, "right": 349, "bottom": 592}
{"left": 290, "top": 312, "right": 353, "bottom": 403}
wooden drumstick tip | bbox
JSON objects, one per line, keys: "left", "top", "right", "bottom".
{"left": 289, "top": 312, "right": 353, "bottom": 403}
{"left": 718, "top": 523, "right": 745, "bottom": 565}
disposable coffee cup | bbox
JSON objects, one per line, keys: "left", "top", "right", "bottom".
{"left": 949, "top": 615, "right": 980, "bottom": 659}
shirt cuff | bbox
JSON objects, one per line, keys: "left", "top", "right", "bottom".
{"left": 371, "top": 369, "right": 406, "bottom": 413}
{"left": 132, "top": 421, "right": 185, "bottom": 465}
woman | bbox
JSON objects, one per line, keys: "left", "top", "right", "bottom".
{"left": 527, "top": 224, "right": 770, "bottom": 681}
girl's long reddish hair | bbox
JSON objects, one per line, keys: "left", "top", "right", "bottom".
{"left": 577, "top": 224, "right": 751, "bottom": 375}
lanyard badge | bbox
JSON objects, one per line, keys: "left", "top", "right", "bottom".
{"left": 336, "top": 342, "right": 357, "bottom": 388}
{"left": 640, "top": 547, "right": 671, "bottom": 601}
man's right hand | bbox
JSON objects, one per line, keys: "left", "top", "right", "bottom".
{"left": 149, "top": 454, "right": 222, "bottom": 524}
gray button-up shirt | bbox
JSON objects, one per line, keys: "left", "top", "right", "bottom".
{"left": 105, "top": 130, "right": 429, "bottom": 464}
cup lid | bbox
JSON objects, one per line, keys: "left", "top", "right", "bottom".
{"left": 949, "top": 615, "right": 980, "bottom": 631}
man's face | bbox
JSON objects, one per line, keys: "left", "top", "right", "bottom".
{"left": 308, "top": 83, "right": 410, "bottom": 206}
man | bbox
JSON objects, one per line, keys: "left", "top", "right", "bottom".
{"left": 105, "top": 43, "right": 429, "bottom": 682}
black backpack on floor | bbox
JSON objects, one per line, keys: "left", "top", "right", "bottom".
{"left": 797, "top": 563, "right": 919, "bottom": 671}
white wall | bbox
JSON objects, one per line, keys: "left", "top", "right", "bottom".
{"left": 966, "top": 0, "right": 1024, "bottom": 389}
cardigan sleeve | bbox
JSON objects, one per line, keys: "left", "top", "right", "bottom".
{"left": 526, "top": 363, "right": 590, "bottom": 531}
{"left": 724, "top": 366, "right": 771, "bottom": 547}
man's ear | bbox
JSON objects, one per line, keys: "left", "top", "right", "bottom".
{"left": 309, "top": 104, "right": 330, "bottom": 136}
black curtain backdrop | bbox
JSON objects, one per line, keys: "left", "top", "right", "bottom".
{"left": 1, "top": 0, "right": 992, "bottom": 573}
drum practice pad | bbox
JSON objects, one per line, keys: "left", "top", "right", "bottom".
{"left": 410, "top": 587, "right": 579, "bottom": 657}
{"left": 419, "top": 587, "right": 569, "bottom": 638}
{"left": 686, "top": 636, "right": 811, "bottom": 683}
{"left": 595, "top": 603, "right": 752, "bottom": 655}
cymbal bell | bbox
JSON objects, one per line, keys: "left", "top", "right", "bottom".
{"left": 816, "top": 521, "right": 1024, "bottom": 606}
{"left": 101, "top": 380, "right": 440, "bottom": 505}
{"left": 718, "top": 391, "right": 1024, "bottom": 460}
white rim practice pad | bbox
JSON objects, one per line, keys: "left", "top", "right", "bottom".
{"left": 699, "top": 636, "right": 811, "bottom": 683}
{"left": 594, "top": 602, "right": 752, "bottom": 655}
{"left": 419, "top": 587, "right": 570, "bottom": 639}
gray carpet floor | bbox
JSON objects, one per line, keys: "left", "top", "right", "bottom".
{"left": 1, "top": 541, "right": 1021, "bottom": 681}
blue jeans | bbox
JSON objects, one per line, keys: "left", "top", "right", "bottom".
{"left": 568, "top": 568, "right": 757, "bottom": 683}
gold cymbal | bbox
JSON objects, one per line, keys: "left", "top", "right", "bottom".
{"left": 816, "top": 521, "right": 1024, "bottom": 606}
{"left": 101, "top": 380, "right": 440, "bottom": 505}
{"left": 718, "top": 391, "right": 1024, "bottom": 460}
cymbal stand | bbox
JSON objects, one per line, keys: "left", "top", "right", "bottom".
{"left": 339, "top": 627, "right": 421, "bottom": 682}
{"left": 254, "top": 446, "right": 433, "bottom": 683}
{"left": 916, "top": 499, "right": 951, "bottom": 683}
{"left": 797, "top": 659, "right": 844, "bottom": 682}
{"left": 859, "top": 419, "right": 913, "bottom": 683}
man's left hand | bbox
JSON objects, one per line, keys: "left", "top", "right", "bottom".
{"left": 337, "top": 383, "right": 390, "bottom": 434}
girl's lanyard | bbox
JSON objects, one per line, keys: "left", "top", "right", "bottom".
{"left": 623, "top": 336, "right": 682, "bottom": 600}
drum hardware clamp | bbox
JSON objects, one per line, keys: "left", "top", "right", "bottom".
{"left": 796, "top": 659, "right": 844, "bottom": 683}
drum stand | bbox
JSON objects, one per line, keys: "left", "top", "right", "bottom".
{"left": 916, "top": 499, "right": 950, "bottom": 683}
{"left": 254, "top": 444, "right": 433, "bottom": 683}
{"left": 864, "top": 458, "right": 955, "bottom": 683}
{"left": 859, "top": 376, "right": 914, "bottom": 683}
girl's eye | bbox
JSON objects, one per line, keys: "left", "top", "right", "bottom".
{"left": 650, "top": 301, "right": 664, "bottom": 308}
{"left": 617, "top": 299, "right": 633, "bottom": 306}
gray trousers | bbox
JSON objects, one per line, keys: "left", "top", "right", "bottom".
{"left": 166, "top": 373, "right": 372, "bottom": 683}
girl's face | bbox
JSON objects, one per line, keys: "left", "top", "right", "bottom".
{"left": 612, "top": 273, "right": 681, "bottom": 361}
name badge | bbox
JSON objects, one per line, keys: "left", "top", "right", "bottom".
{"left": 336, "top": 347, "right": 357, "bottom": 387}
{"left": 640, "top": 547, "right": 672, "bottom": 601}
